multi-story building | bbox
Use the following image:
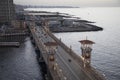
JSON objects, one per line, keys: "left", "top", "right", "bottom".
{"left": 0, "top": 0, "right": 15, "bottom": 25}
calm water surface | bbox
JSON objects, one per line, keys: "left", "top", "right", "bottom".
{"left": 0, "top": 38, "right": 43, "bottom": 80}
{"left": 27, "top": 7, "right": 120, "bottom": 80}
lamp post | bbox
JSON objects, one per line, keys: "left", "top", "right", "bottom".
{"left": 79, "top": 39, "right": 95, "bottom": 67}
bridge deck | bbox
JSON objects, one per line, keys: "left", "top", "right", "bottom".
{"left": 29, "top": 24, "right": 106, "bottom": 80}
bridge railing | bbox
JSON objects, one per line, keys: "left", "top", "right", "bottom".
{"left": 45, "top": 28, "right": 106, "bottom": 80}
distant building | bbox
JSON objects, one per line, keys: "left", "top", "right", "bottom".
{"left": 0, "top": 0, "right": 15, "bottom": 25}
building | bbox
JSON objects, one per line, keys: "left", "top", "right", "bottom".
{"left": 0, "top": 0, "right": 15, "bottom": 25}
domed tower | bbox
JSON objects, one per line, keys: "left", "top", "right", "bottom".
{"left": 79, "top": 39, "right": 95, "bottom": 67}
{"left": 44, "top": 42, "right": 58, "bottom": 69}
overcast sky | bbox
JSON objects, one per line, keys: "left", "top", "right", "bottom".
{"left": 14, "top": 0, "right": 120, "bottom": 7}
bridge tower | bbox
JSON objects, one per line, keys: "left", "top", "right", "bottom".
{"left": 44, "top": 42, "right": 58, "bottom": 69}
{"left": 79, "top": 39, "right": 95, "bottom": 67}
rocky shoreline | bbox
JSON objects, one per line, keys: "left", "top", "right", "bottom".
{"left": 24, "top": 11, "right": 103, "bottom": 32}
{"left": 50, "top": 27, "right": 103, "bottom": 33}
{"left": 50, "top": 24, "right": 103, "bottom": 33}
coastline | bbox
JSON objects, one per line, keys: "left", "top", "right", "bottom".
{"left": 24, "top": 10, "right": 103, "bottom": 33}
{"left": 50, "top": 24, "right": 103, "bottom": 33}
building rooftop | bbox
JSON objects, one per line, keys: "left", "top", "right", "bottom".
{"left": 79, "top": 40, "right": 95, "bottom": 44}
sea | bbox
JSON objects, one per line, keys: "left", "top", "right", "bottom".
{"left": 26, "top": 7, "right": 120, "bottom": 80}
{"left": 0, "top": 37, "right": 43, "bottom": 80}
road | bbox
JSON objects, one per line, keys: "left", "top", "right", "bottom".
{"left": 28, "top": 23, "right": 106, "bottom": 80}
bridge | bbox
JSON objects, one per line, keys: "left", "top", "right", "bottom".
{"left": 26, "top": 20, "right": 106, "bottom": 80}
